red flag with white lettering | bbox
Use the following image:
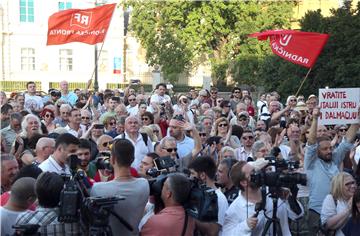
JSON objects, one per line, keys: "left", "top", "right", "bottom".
{"left": 47, "top": 4, "right": 116, "bottom": 45}
{"left": 249, "top": 30, "right": 329, "bottom": 68}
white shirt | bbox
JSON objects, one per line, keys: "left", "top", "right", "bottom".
{"left": 176, "top": 135, "right": 194, "bottom": 159}
{"left": 236, "top": 146, "right": 253, "bottom": 161}
{"left": 172, "top": 104, "right": 195, "bottom": 124}
{"left": 64, "top": 125, "right": 83, "bottom": 138}
{"left": 216, "top": 188, "right": 229, "bottom": 227}
{"left": 222, "top": 192, "right": 303, "bottom": 236}
{"left": 321, "top": 194, "right": 349, "bottom": 236}
{"left": 115, "top": 132, "right": 154, "bottom": 170}
{"left": 354, "top": 145, "right": 360, "bottom": 164}
{"left": 150, "top": 93, "right": 171, "bottom": 104}
{"left": 38, "top": 156, "right": 71, "bottom": 175}
{"left": 126, "top": 105, "right": 139, "bottom": 116}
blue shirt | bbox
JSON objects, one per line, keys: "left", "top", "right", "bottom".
{"left": 304, "top": 140, "right": 353, "bottom": 213}
{"left": 60, "top": 92, "right": 78, "bottom": 106}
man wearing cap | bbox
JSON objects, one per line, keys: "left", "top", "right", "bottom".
{"left": 168, "top": 115, "right": 195, "bottom": 159}
{"left": 237, "top": 111, "right": 252, "bottom": 130}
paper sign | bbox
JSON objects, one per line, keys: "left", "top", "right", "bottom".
{"left": 318, "top": 88, "right": 360, "bottom": 125}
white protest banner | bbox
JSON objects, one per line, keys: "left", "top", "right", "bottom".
{"left": 318, "top": 87, "right": 360, "bottom": 125}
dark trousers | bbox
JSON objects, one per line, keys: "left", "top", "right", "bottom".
{"left": 308, "top": 209, "right": 321, "bottom": 236}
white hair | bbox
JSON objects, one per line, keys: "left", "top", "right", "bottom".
{"left": 20, "top": 114, "right": 42, "bottom": 137}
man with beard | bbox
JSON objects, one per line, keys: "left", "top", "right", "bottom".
{"left": 65, "top": 108, "right": 83, "bottom": 138}
{"left": 75, "top": 139, "right": 96, "bottom": 186}
{"left": 305, "top": 107, "right": 359, "bottom": 236}
{"left": 222, "top": 161, "right": 303, "bottom": 235}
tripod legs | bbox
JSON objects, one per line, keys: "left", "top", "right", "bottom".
{"left": 261, "top": 218, "right": 283, "bottom": 236}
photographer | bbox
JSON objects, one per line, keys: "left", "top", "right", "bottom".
{"left": 15, "top": 172, "right": 81, "bottom": 235}
{"left": 188, "top": 156, "right": 229, "bottom": 236}
{"left": 305, "top": 107, "right": 358, "bottom": 236}
{"left": 222, "top": 161, "right": 304, "bottom": 236}
{"left": 90, "top": 139, "right": 149, "bottom": 235}
{"left": 141, "top": 173, "right": 195, "bottom": 236}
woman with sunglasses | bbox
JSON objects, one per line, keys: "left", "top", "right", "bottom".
{"left": 40, "top": 108, "right": 56, "bottom": 133}
{"left": 331, "top": 125, "right": 349, "bottom": 148}
{"left": 141, "top": 112, "right": 154, "bottom": 126}
{"left": 103, "top": 116, "right": 118, "bottom": 138}
{"left": 212, "top": 117, "right": 240, "bottom": 149}
{"left": 321, "top": 172, "right": 357, "bottom": 236}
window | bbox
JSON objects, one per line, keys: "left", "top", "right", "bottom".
{"left": 58, "top": 1, "right": 72, "bottom": 11}
{"left": 59, "top": 49, "right": 73, "bottom": 71}
{"left": 21, "top": 48, "right": 35, "bottom": 71}
{"left": 20, "top": 0, "right": 34, "bottom": 22}
{"left": 98, "top": 50, "right": 108, "bottom": 72}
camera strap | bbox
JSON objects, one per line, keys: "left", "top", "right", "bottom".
{"left": 181, "top": 211, "right": 188, "bottom": 236}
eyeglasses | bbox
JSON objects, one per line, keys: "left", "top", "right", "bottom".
{"left": 142, "top": 117, "right": 149, "bottom": 121}
{"left": 234, "top": 91, "right": 240, "bottom": 94}
{"left": 199, "top": 133, "right": 207, "bottom": 137}
{"left": 345, "top": 181, "right": 356, "bottom": 187}
{"left": 238, "top": 118, "right": 247, "bottom": 121}
{"left": 82, "top": 117, "right": 90, "bottom": 120}
{"left": 242, "top": 136, "right": 254, "bottom": 140}
{"left": 153, "top": 130, "right": 159, "bottom": 133}
{"left": 128, "top": 99, "right": 136, "bottom": 101}
{"left": 45, "top": 114, "right": 54, "bottom": 118}
{"left": 109, "top": 122, "right": 116, "bottom": 126}
{"left": 218, "top": 123, "right": 228, "bottom": 127}
{"left": 211, "top": 92, "right": 218, "bottom": 94}
{"left": 165, "top": 148, "right": 177, "bottom": 153}
{"left": 339, "top": 128, "right": 347, "bottom": 132}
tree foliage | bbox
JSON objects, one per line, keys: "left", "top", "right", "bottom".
{"left": 127, "top": 0, "right": 294, "bottom": 84}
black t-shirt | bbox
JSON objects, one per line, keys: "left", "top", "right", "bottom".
{"left": 224, "top": 185, "right": 239, "bottom": 205}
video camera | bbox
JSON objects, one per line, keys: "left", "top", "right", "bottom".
{"left": 146, "top": 156, "right": 218, "bottom": 222}
{"left": 250, "top": 155, "right": 307, "bottom": 189}
{"left": 94, "top": 152, "right": 113, "bottom": 173}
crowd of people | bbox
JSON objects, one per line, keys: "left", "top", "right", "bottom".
{"left": 1, "top": 80, "right": 360, "bottom": 236}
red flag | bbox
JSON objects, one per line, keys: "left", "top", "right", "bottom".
{"left": 47, "top": 4, "right": 116, "bottom": 45}
{"left": 249, "top": 30, "right": 329, "bottom": 68}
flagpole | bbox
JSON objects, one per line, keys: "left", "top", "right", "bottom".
{"left": 295, "top": 67, "right": 312, "bottom": 97}
{"left": 86, "top": 41, "right": 105, "bottom": 91}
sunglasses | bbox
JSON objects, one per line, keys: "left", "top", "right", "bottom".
{"left": 242, "top": 136, "right": 254, "bottom": 140}
{"left": 211, "top": 92, "right": 218, "bottom": 94}
{"left": 238, "top": 118, "right": 247, "bottom": 121}
{"left": 165, "top": 148, "right": 177, "bottom": 153}
{"left": 102, "top": 141, "right": 112, "bottom": 148}
{"left": 199, "top": 133, "right": 207, "bottom": 137}
{"left": 339, "top": 128, "right": 347, "bottom": 132}
{"left": 142, "top": 117, "right": 149, "bottom": 121}
{"left": 233, "top": 91, "right": 240, "bottom": 93}
{"left": 290, "top": 99, "right": 297, "bottom": 102}
{"left": 45, "top": 114, "right": 54, "bottom": 118}
{"left": 109, "top": 122, "right": 116, "bottom": 126}
{"left": 128, "top": 98, "right": 136, "bottom": 101}
{"left": 82, "top": 116, "right": 90, "bottom": 120}
{"left": 218, "top": 123, "right": 228, "bottom": 127}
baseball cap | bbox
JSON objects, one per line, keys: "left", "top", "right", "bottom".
{"left": 238, "top": 111, "right": 249, "bottom": 118}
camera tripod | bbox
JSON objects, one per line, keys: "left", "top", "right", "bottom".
{"left": 261, "top": 196, "right": 283, "bottom": 236}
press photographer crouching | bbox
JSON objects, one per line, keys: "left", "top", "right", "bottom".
{"left": 90, "top": 139, "right": 149, "bottom": 236}
{"left": 222, "top": 159, "right": 305, "bottom": 236}
{"left": 141, "top": 173, "right": 195, "bottom": 236}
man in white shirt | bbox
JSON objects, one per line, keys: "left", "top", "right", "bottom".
{"left": 115, "top": 116, "right": 153, "bottom": 170}
{"left": 236, "top": 130, "right": 255, "bottom": 161}
{"left": 189, "top": 156, "right": 229, "bottom": 236}
{"left": 39, "top": 133, "right": 80, "bottom": 175}
{"left": 150, "top": 83, "right": 171, "bottom": 105}
{"left": 126, "top": 94, "right": 139, "bottom": 116}
{"left": 24, "top": 81, "right": 43, "bottom": 113}
{"left": 64, "top": 108, "right": 83, "bottom": 138}
{"left": 222, "top": 161, "right": 303, "bottom": 236}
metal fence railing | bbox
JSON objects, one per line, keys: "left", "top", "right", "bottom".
{"left": 0, "top": 81, "right": 42, "bottom": 92}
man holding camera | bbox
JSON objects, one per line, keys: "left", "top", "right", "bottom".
{"left": 222, "top": 161, "right": 304, "bottom": 236}
{"left": 188, "top": 156, "right": 229, "bottom": 236}
{"left": 141, "top": 173, "right": 195, "bottom": 236}
{"left": 305, "top": 107, "right": 359, "bottom": 235}
{"left": 90, "top": 139, "right": 149, "bottom": 235}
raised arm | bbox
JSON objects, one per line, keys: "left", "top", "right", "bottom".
{"left": 307, "top": 107, "right": 320, "bottom": 145}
